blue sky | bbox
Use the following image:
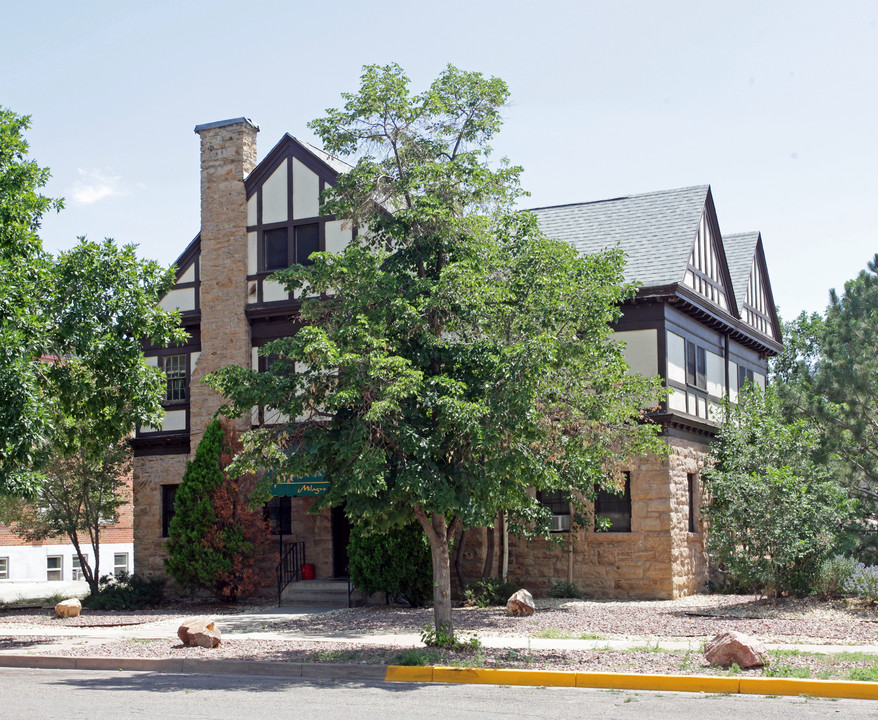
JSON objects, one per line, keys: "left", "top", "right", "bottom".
{"left": 4, "top": 0, "right": 876, "bottom": 318}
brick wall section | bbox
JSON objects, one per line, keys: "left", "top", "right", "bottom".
{"left": 189, "top": 119, "right": 259, "bottom": 451}
{"left": 0, "top": 472, "right": 133, "bottom": 547}
{"left": 458, "top": 438, "right": 710, "bottom": 600}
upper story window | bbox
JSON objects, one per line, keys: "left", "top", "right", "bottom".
{"left": 263, "top": 223, "right": 320, "bottom": 271}
{"left": 164, "top": 354, "right": 187, "bottom": 403}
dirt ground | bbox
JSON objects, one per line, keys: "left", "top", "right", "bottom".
{"left": 2, "top": 594, "right": 878, "bottom": 679}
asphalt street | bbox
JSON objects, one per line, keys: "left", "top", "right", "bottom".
{"left": 0, "top": 667, "right": 871, "bottom": 720}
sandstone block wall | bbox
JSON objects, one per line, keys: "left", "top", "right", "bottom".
{"left": 458, "top": 438, "right": 710, "bottom": 600}
{"left": 132, "top": 453, "right": 188, "bottom": 578}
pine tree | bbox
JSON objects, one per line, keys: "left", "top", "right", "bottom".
{"left": 165, "top": 419, "right": 269, "bottom": 601}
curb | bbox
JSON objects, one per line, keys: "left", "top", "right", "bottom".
{"left": 0, "top": 655, "right": 385, "bottom": 682}
{"left": 3, "top": 655, "right": 878, "bottom": 700}
{"left": 384, "top": 666, "right": 878, "bottom": 700}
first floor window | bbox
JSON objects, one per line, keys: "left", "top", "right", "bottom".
{"left": 47, "top": 556, "right": 62, "bottom": 581}
{"left": 161, "top": 484, "right": 179, "bottom": 537}
{"left": 595, "top": 473, "right": 632, "bottom": 532}
{"left": 0, "top": 557, "right": 8, "bottom": 579}
{"left": 265, "top": 496, "right": 292, "bottom": 535}
{"left": 72, "top": 554, "right": 88, "bottom": 580}
{"left": 114, "top": 553, "right": 129, "bottom": 576}
{"left": 688, "top": 473, "right": 698, "bottom": 533}
{"left": 537, "top": 490, "right": 571, "bottom": 532}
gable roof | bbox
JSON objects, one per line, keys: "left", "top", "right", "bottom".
{"left": 531, "top": 185, "right": 710, "bottom": 288}
{"left": 723, "top": 230, "right": 760, "bottom": 306}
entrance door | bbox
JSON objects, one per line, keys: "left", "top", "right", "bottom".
{"left": 331, "top": 505, "right": 351, "bottom": 578}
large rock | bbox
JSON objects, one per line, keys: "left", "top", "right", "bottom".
{"left": 506, "top": 589, "right": 535, "bottom": 617}
{"left": 177, "top": 617, "right": 222, "bottom": 648}
{"left": 704, "top": 631, "right": 766, "bottom": 668}
{"left": 54, "top": 598, "right": 81, "bottom": 619}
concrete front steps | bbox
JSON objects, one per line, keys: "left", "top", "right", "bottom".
{"left": 280, "top": 579, "right": 366, "bottom": 607}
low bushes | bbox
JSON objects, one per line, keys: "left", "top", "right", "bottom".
{"left": 83, "top": 572, "right": 166, "bottom": 610}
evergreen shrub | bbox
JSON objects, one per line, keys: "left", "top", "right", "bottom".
{"left": 348, "top": 521, "right": 433, "bottom": 607}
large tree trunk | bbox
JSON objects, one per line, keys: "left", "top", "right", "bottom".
{"left": 414, "top": 506, "right": 460, "bottom": 639}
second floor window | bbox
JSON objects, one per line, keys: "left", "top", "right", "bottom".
{"left": 164, "top": 355, "right": 187, "bottom": 403}
{"left": 264, "top": 223, "right": 320, "bottom": 271}
{"left": 685, "top": 342, "right": 706, "bottom": 390}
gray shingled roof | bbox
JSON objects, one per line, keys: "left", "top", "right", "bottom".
{"left": 531, "top": 185, "right": 710, "bottom": 288}
{"left": 723, "top": 231, "right": 759, "bottom": 308}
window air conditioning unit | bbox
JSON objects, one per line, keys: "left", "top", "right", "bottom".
{"left": 550, "top": 515, "right": 571, "bottom": 532}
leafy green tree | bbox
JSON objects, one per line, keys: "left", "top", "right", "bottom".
{"left": 0, "top": 108, "right": 184, "bottom": 494}
{"left": 165, "top": 419, "right": 269, "bottom": 601}
{"left": 207, "top": 64, "right": 664, "bottom": 637}
{"left": 0, "top": 109, "right": 62, "bottom": 493}
{"left": 703, "top": 386, "right": 854, "bottom": 596}
{"left": 2, "top": 438, "right": 130, "bottom": 596}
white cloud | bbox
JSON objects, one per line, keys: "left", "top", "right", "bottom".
{"left": 70, "top": 168, "right": 131, "bottom": 205}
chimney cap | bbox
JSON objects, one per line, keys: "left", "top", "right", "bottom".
{"left": 194, "top": 117, "right": 259, "bottom": 134}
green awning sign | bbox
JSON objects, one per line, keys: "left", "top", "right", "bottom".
{"left": 270, "top": 475, "right": 327, "bottom": 497}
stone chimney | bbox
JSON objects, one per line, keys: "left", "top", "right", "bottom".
{"left": 189, "top": 118, "right": 259, "bottom": 451}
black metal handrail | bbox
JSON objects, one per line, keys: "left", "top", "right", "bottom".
{"left": 276, "top": 541, "right": 305, "bottom": 604}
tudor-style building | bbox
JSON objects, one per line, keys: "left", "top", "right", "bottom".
{"left": 132, "top": 118, "right": 781, "bottom": 600}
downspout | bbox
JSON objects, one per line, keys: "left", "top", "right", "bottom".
{"left": 567, "top": 501, "right": 574, "bottom": 584}
{"left": 501, "top": 512, "right": 509, "bottom": 581}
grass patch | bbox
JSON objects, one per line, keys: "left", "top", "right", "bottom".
{"left": 534, "top": 628, "right": 605, "bottom": 640}
{"left": 848, "top": 664, "right": 878, "bottom": 682}
{"left": 309, "top": 649, "right": 363, "bottom": 663}
{"left": 764, "top": 664, "right": 811, "bottom": 679}
{"left": 130, "top": 638, "right": 159, "bottom": 644}
{"left": 393, "top": 648, "right": 443, "bottom": 666}
{"left": 450, "top": 649, "right": 486, "bottom": 669}
{"left": 628, "top": 642, "right": 666, "bottom": 653}
{"left": 833, "top": 650, "right": 878, "bottom": 662}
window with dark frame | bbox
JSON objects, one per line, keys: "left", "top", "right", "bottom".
{"left": 537, "top": 490, "right": 571, "bottom": 532}
{"left": 688, "top": 473, "right": 698, "bottom": 533}
{"left": 262, "top": 223, "right": 320, "bottom": 271}
{"left": 685, "top": 341, "right": 706, "bottom": 390}
{"left": 164, "top": 354, "right": 187, "bottom": 403}
{"left": 161, "top": 484, "right": 179, "bottom": 538}
{"left": 264, "top": 496, "right": 292, "bottom": 535}
{"left": 738, "top": 365, "right": 755, "bottom": 390}
{"left": 595, "top": 473, "right": 632, "bottom": 532}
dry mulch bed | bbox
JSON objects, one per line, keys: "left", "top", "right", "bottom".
{"left": 2, "top": 595, "right": 878, "bottom": 679}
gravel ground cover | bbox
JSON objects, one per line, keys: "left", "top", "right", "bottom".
{"left": 2, "top": 595, "right": 878, "bottom": 680}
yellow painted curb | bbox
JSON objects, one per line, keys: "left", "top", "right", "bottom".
{"left": 384, "top": 665, "right": 878, "bottom": 700}
{"left": 384, "top": 666, "right": 433, "bottom": 683}
{"left": 575, "top": 672, "right": 740, "bottom": 694}
{"left": 740, "top": 677, "right": 878, "bottom": 700}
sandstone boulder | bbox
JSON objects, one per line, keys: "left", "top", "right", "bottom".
{"left": 177, "top": 617, "right": 222, "bottom": 648}
{"left": 704, "top": 631, "right": 766, "bottom": 668}
{"left": 506, "top": 589, "right": 535, "bottom": 617}
{"left": 54, "top": 598, "right": 81, "bottom": 619}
